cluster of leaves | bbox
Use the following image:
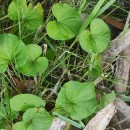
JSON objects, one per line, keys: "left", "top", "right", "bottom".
{"left": 0, "top": 0, "right": 48, "bottom": 77}
{"left": 8, "top": 0, "right": 43, "bottom": 30}
{"left": 0, "top": 34, "right": 48, "bottom": 76}
{"left": 0, "top": 0, "right": 116, "bottom": 129}
{"left": 1, "top": 83, "right": 115, "bottom": 130}
{"left": 10, "top": 94, "right": 53, "bottom": 130}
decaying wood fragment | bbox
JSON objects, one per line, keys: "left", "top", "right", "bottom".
{"left": 114, "top": 47, "right": 130, "bottom": 95}
{"left": 112, "top": 98, "right": 130, "bottom": 129}
{"left": 102, "top": 28, "right": 130, "bottom": 129}
{"left": 49, "top": 118, "right": 67, "bottom": 130}
{"left": 100, "top": 27, "right": 130, "bottom": 129}
{"left": 102, "top": 29, "right": 130, "bottom": 95}
{"left": 100, "top": 15, "right": 125, "bottom": 30}
{"left": 103, "top": 29, "right": 130, "bottom": 62}
{"left": 84, "top": 103, "right": 116, "bottom": 130}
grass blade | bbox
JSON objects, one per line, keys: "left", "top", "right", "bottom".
{"left": 79, "top": 0, "right": 105, "bottom": 33}
{"left": 96, "top": 0, "right": 116, "bottom": 17}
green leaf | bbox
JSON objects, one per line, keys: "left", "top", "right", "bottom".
{"left": 98, "top": 91, "right": 116, "bottom": 110}
{"left": 23, "top": 108, "right": 53, "bottom": 130}
{"left": 8, "top": 0, "right": 43, "bottom": 30}
{"left": 79, "top": 0, "right": 105, "bottom": 33}
{"left": 10, "top": 94, "right": 45, "bottom": 111}
{"left": 18, "top": 44, "right": 48, "bottom": 76}
{"left": 55, "top": 81, "right": 97, "bottom": 120}
{"left": 13, "top": 122, "right": 26, "bottom": 130}
{"left": 95, "top": 0, "right": 116, "bottom": 17}
{"left": 8, "top": 0, "right": 27, "bottom": 20}
{"left": 0, "top": 33, "right": 27, "bottom": 72}
{"left": 23, "top": 3, "right": 43, "bottom": 30}
{"left": 47, "top": 3, "right": 82, "bottom": 40}
{"left": 79, "top": 18, "right": 110, "bottom": 54}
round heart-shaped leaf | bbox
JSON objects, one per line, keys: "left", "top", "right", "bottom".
{"left": 23, "top": 108, "right": 53, "bottom": 130}
{"left": 8, "top": 0, "right": 43, "bottom": 30}
{"left": 47, "top": 3, "right": 82, "bottom": 40}
{"left": 13, "top": 122, "right": 26, "bottom": 130}
{"left": 55, "top": 81, "right": 97, "bottom": 120}
{"left": 79, "top": 18, "right": 111, "bottom": 54}
{"left": 8, "top": 0, "right": 27, "bottom": 20}
{"left": 18, "top": 44, "right": 48, "bottom": 77}
{"left": 23, "top": 3, "right": 44, "bottom": 30}
{"left": 10, "top": 94, "right": 45, "bottom": 111}
{"left": 0, "top": 33, "right": 27, "bottom": 72}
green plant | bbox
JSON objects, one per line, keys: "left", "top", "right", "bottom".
{"left": 0, "top": 33, "right": 27, "bottom": 72}
{"left": 18, "top": 44, "right": 48, "bottom": 76}
{"left": 79, "top": 18, "right": 111, "bottom": 54}
{"left": 8, "top": 0, "right": 43, "bottom": 30}
{"left": 47, "top": 3, "right": 82, "bottom": 40}
{"left": 55, "top": 81, "right": 97, "bottom": 120}
{"left": 79, "top": 18, "right": 111, "bottom": 78}
{"left": 0, "top": 33, "right": 48, "bottom": 77}
{"left": 10, "top": 94, "right": 53, "bottom": 130}
{"left": 0, "top": 0, "right": 117, "bottom": 129}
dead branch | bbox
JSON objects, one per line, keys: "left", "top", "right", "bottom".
{"left": 114, "top": 47, "right": 130, "bottom": 95}
{"left": 84, "top": 103, "right": 116, "bottom": 130}
{"left": 49, "top": 118, "right": 67, "bottom": 130}
{"left": 102, "top": 29, "right": 130, "bottom": 129}
{"left": 112, "top": 98, "right": 130, "bottom": 129}
{"left": 103, "top": 29, "right": 130, "bottom": 62}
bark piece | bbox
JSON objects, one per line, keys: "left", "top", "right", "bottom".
{"left": 102, "top": 32, "right": 130, "bottom": 128}
{"left": 114, "top": 47, "right": 130, "bottom": 94}
{"left": 49, "top": 118, "right": 67, "bottom": 130}
{"left": 84, "top": 103, "right": 116, "bottom": 130}
{"left": 103, "top": 29, "right": 130, "bottom": 62}
{"left": 111, "top": 98, "right": 130, "bottom": 129}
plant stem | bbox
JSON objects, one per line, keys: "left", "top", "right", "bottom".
{"left": 0, "top": 15, "right": 8, "bottom": 21}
